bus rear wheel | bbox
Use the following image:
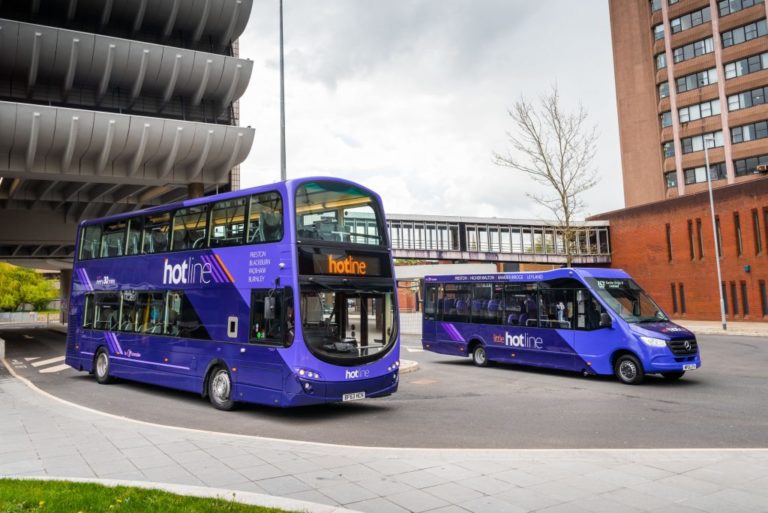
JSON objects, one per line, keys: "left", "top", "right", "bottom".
{"left": 471, "top": 344, "right": 488, "bottom": 367}
{"left": 94, "top": 348, "right": 114, "bottom": 385}
{"left": 614, "top": 354, "right": 644, "bottom": 385}
{"left": 208, "top": 367, "right": 236, "bottom": 411}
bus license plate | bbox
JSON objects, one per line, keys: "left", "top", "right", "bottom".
{"left": 343, "top": 392, "right": 366, "bottom": 402}
{"left": 683, "top": 364, "right": 697, "bottom": 371}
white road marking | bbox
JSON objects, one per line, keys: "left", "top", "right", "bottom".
{"left": 39, "top": 364, "right": 71, "bottom": 374}
{"left": 31, "top": 356, "right": 65, "bottom": 368}
{"left": 24, "top": 357, "right": 40, "bottom": 362}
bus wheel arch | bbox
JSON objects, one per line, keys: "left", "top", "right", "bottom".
{"left": 612, "top": 350, "right": 644, "bottom": 385}
{"left": 93, "top": 346, "right": 114, "bottom": 384}
{"left": 202, "top": 359, "right": 228, "bottom": 398}
{"left": 468, "top": 340, "right": 489, "bottom": 367}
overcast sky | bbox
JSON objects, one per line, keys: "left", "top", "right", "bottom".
{"left": 236, "top": 0, "right": 623, "bottom": 220}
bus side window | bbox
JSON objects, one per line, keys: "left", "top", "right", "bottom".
{"left": 538, "top": 288, "right": 574, "bottom": 329}
{"left": 210, "top": 197, "right": 247, "bottom": 247}
{"left": 79, "top": 225, "right": 102, "bottom": 260}
{"left": 250, "top": 288, "right": 285, "bottom": 345}
{"left": 172, "top": 206, "right": 209, "bottom": 251}
{"left": 93, "top": 292, "right": 120, "bottom": 331}
{"left": 142, "top": 213, "right": 170, "bottom": 254}
{"left": 126, "top": 218, "right": 143, "bottom": 256}
{"left": 100, "top": 220, "right": 127, "bottom": 257}
{"left": 424, "top": 284, "right": 437, "bottom": 321}
{"left": 248, "top": 192, "right": 283, "bottom": 243}
{"left": 576, "top": 290, "right": 607, "bottom": 331}
{"left": 82, "top": 294, "right": 95, "bottom": 328}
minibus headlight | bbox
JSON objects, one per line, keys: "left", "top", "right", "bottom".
{"left": 640, "top": 336, "right": 667, "bottom": 348}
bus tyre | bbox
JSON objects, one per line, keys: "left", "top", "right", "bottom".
{"left": 614, "top": 354, "right": 644, "bottom": 385}
{"left": 471, "top": 345, "right": 489, "bottom": 367}
{"left": 94, "top": 348, "right": 114, "bottom": 385}
{"left": 662, "top": 371, "right": 685, "bottom": 380}
{"left": 208, "top": 367, "right": 236, "bottom": 411}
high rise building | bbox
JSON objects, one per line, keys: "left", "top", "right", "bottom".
{"left": 0, "top": 0, "right": 255, "bottom": 269}
{"left": 610, "top": 0, "right": 768, "bottom": 208}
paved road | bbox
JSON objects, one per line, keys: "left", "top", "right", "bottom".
{"left": 2, "top": 328, "right": 768, "bottom": 449}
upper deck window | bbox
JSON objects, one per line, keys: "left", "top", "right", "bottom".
{"left": 248, "top": 192, "right": 284, "bottom": 243}
{"left": 295, "top": 181, "right": 385, "bottom": 246}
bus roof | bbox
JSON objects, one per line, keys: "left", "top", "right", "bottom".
{"left": 423, "top": 268, "right": 631, "bottom": 283}
{"left": 77, "top": 176, "right": 382, "bottom": 228}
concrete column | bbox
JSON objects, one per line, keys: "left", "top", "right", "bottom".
{"left": 59, "top": 268, "right": 72, "bottom": 324}
{"left": 188, "top": 183, "right": 204, "bottom": 199}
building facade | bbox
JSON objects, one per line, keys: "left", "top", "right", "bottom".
{"left": 609, "top": 0, "right": 768, "bottom": 208}
{"left": 594, "top": 179, "right": 768, "bottom": 321}
{"left": 0, "top": 0, "right": 255, "bottom": 270}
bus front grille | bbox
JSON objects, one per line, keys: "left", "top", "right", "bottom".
{"left": 667, "top": 339, "right": 698, "bottom": 355}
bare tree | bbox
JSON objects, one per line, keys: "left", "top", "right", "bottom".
{"left": 494, "top": 86, "right": 598, "bottom": 267}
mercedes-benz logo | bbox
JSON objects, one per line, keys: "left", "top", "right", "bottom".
{"left": 683, "top": 340, "right": 691, "bottom": 351}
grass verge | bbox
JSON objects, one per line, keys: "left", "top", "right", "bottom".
{"left": 0, "top": 479, "right": 297, "bottom": 513}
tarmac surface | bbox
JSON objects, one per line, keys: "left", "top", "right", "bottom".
{"left": 2, "top": 325, "right": 768, "bottom": 512}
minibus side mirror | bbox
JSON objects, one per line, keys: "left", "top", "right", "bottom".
{"left": 599, "top": 312, "right": 613, "bottom": 328}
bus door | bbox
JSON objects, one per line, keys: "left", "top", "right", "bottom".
{"left": 573, "top": 289, "right": 613, "bottom": 367}
{"left": 435, "top": 284, "right": 472, "bottom": 353}
{"left": 527, "top": 286, "right": 577, "bottom": 371}
{"left": 422, "top": 284, "right": 438, "bottom": 345}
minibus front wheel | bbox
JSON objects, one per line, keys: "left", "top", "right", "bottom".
{"left": 614, "top": 353, "right": 644, "bottom": 385}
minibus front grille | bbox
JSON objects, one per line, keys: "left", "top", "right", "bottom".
{"left": 667, "top": 339, "right": 698, "bottom": 355}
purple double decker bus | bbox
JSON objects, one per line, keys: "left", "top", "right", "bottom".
{"left": 65, "top": 178, "right": 400, "bottom": 409}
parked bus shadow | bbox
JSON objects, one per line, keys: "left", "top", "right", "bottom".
{"left": 431, "top": 358, "right": 701, "bottom": 387}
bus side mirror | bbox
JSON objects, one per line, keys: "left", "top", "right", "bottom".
{"left": 264, "top": 296, "right": 276, "bottom": 320}
{"left": 599, "top": 313, "right": 613, "bottom": 328}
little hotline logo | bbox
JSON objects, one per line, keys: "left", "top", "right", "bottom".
{"left": 162, "top": 257, "right": 213, "bottom": 285}
{"left": 493, "top": 332, "right": 544, "bottom": 350}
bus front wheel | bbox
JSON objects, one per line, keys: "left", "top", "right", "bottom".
{"left": 208, "top": 367, "right": 236, "bottom": 411}
{"left": 614, "top": 354, "right": 644, "bottom": 385}
{"left": 471, "top": 344, "right": 488, "bottom": 367}
{"left": 94, "top": 348, "right": 114, "bottom": 385}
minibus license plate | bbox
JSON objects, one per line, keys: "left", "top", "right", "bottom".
{"left": 343, "top": 392, "right": 365, "bottom": 402}
{"left": 683, "top": 364, "right": 697, "bottom": 371}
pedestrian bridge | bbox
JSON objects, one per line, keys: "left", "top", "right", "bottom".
{"left": 386, "top": 214, "right": 611, "bottom": 265}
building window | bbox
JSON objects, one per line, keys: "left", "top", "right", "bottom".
{"left": 666, "top": 223, "right": 673, "bottom": 262}
{"left": 679, "top": 99, "right": 720, "bottom": 122}
{"left": 724, "top": 52, "right": 768, "bottom": 80}
{"left": 679, "top": 283, "right": 687, "bottom": 314}
{"left": 696, "top": 218, "right": 704, "bottom": 259}
{"left": 716, "top": 215, "right": 723, "bottom": 258}
{"left": 671, "top": 283, "right": 679, "bottom": 313}
{"left": 687, "top": 220, "right": 695, "bottom": 260}
{"left": 663, "top": 141, "right": 676, "bottom": 158}
{"left": 734, "top": 154, "right": 768, "bottom": 176}
{"left": 721, "top": 19, "right": 768, "bottom": 48}
{"left": 653, "top": 23, "right": 665, "bottom": 40}
{"left": 681, "top": 132, "right": 724, "bottom": 154}
{"left": 684, "top": 163, "right": 727, "bottom": 185}
{"left": 670, "top": 7, "right": 711, "bottom": 34}
{"left": 731, "top": 120, "right": 768, "bottom": 144}
{"left": 665, "top": 171, "right": 678, "bottom": 188}
{"left": 760, "top": 280, "right": 767, "bottom": 316}
{"left": 728, "top": 86, "right": 768, "bottom": 112}
{"left": 731, "top": 281, "right": 739, "bottom": 315}
{"left": 741, "top": 281, "right": 750, "bottom": 315}
{"left": 673, "top": 37, "right": 715, "bottom": 63}
{"left": 719, "top": 0, "right": 764, "bottom": 17}
{"left": 659, "top": 81, "right": 670, "bottom": 99}
{"left": 735, "top": 212, "right": 743, "bottom": 256}
{"left": 753, "top": 209, "right": 763, "bottom": 255}
{"left": 722, "top": 282, "right": 729, "bottom": 314}
{"left": 651, "top": 0, "right": 662, "bottom": 12}
{"left": 676, "top": 68, "right": 718, "bottom": 93}
{"left": 661, "top": 111, "right": 673, "bottom": 128}
{"left": 656, "top": 53, "right": 667, "bottom": 70}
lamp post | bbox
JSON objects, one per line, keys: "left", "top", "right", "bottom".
{"left": 279, "top": 0, "right": 286, "bottom": 181}
{"left": 703, "top": 135, "right": 727, "bottom": 330}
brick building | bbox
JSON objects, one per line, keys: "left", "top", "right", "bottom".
{"left": 593, "top": 178, "right": 768, "bottom": 320}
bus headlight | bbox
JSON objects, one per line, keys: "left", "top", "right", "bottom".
{"left": 640, "top": 336, "right": 667, "bottom": 348}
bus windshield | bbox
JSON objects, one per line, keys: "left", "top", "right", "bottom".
{"left": 295, "top": 181, "right": 385, "bottom": 246}
{"left": 299, "top": 283, "right": 397, "bottom": 364}
{"left": 586, "top": 278, "right": 669, "bottom": 323}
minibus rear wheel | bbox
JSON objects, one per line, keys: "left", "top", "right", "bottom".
{"left": 614, "top": 354, "right": 644, "bottom": 385}
{"left": 471, "top": 344, "right": 488, "bottom": 367}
